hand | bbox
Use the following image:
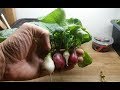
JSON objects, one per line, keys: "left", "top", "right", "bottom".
{"left": 0, "top": 23, "right": 84, "bottom": 81}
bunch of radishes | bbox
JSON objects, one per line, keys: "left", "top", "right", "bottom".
{"left": 39, "top": 8, "right": 92, "bottom": 74}
{"left": 42, "top": 48, "right": 84, "bottom": 74}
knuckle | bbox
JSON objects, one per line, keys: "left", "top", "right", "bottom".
{"left": 23, "top": 22, "right": 32, "bottom": 26}
{"left": 43, "top": 30, "right": 50, "bottom": 36}
{"left": 76, "top": 49, "right": 84, "bottom": 56}
{"left": 22, "top": 23, "right": 30, "bottom": 27}
{"left": 21, "top": 23, "right": 33, "bottom": 29}
{"left": 78, "top": 57, "right": 84, "bottom": 62}
{"left": 41, "top": 30, "right": 50, "bottom": 39}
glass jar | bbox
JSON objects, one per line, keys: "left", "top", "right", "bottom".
{"left": 92, "top": 36, "right": 114, "bottom": 52}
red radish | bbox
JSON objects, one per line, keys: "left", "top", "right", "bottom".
{"left": 53, "top": 52, "right": 65, "bottom": 69}
{"left": 69, "top": 50, "right": 78, "bottom": 65}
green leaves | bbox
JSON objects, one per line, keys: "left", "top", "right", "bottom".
{"left": 65, "top": 18, "right": 82, "bottom": 27}
{"left": 38, "top": 8, "right": 92, "bottom": 67}
{"left": 0, "top": 28, "right": 17, "bottom": 43}
{"left": 77, "top": 28, "right": 92, "bottom": 44}
{"left": 38, "top": 8, "right": 65, "bottom": 26}
{"left": 116, "top": 20, "right": 120, "bottom": 25}
{"left": 78, "top": 51, "right": 92, "bottom": 67}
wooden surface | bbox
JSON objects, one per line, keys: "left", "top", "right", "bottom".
{"left": 3, "top": 8, "right": 16, "bottom": 26}
{"left": 23, "top": 41, "right": 120, "bottom": 82}
{"left": 5, "top": 41, "right": 120, "bottom": 82}
{"left": 0, "top": 19, "right": 7, "bottom": 29}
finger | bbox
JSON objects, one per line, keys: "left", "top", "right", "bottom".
{"left": 21, "top": 23, "right": 51, "bottom": 52}
{"left": 78, "top": 56, "right": 84, "bottom": 62}
{"left": 76, "top": 48, "right": 84, "bottom": 57}
{"left": 40, "top": 31, "right": 51, "bottom": 52}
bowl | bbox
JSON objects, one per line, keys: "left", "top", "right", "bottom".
{"left": 92, "top": 36, "right": 114, "bottom": 52}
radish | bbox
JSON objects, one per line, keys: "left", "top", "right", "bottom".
{"left": 42, "top": 53, "right": 55, "bottom": 74}
{"left": 63, "top": 50, "right": 70, "bottom": 66}
{"left": 69, "top": 50, "right": 78, "bottom": 65}
{"left": 53, "top": 52, "right": 65, "bottom": 69}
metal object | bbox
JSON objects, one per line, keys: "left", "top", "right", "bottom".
{"left": 100, "top": 71, "right": 106, "bottom": 82}
{"left": 1, "top": 13, "right": 11, "bottom": 29}
{"left": 0, "top": 8, "right": 11, "bottom": 29}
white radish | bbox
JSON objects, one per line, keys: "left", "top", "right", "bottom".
{"left": 42, "top": 53, "right": 55, "bottom": 74}
{"left": 63, "top": 50, "right": 70, "bottom": 66}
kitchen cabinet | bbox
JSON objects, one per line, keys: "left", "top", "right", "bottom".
{"left": 2, "top": 8, "right": 16, "bottom": 26}
{"left": 0, "top": 8, "right": 16, "bottom": 30}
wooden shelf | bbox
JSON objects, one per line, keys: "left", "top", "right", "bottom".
{"left": 0, "top": 8, "right": 16, "bottom": 30}
{"left": 3, "top": 8, "right": 16, "bottom": 26}
{"left": 0, "top": 19, "right": 7, "bottom": 29}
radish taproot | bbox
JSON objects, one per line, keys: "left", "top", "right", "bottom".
{"left": 42, "top": 53, "right": 55, "bottom": 74}
{"left": 69, "top": 50, "right": 78, "bottom": 65}
{"left": 53, "top": 52, "right": 65, "bottom": 69}
{"left": 63, "top": 50, "right": 70, "bottom": 66}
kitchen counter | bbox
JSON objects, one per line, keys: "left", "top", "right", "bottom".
{"left": 9, "top": 41, "right": 120, "bottom": 82}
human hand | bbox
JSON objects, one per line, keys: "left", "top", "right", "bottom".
{"left": 0, "top": 23, "right": 84, "bottom": 81}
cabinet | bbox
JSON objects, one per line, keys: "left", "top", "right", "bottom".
{"left": 0, "top": 8, "right": 16, "bottom": 30}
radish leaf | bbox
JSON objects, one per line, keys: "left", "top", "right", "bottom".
{"left": 78, "top": 51, "right": 92, "bottom": 67}
{"left": 38, "top": 8, "right": 65, "bottom": 26}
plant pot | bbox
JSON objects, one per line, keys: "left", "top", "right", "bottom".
{"left": 111, "top": 19, "right": 120, "bottom": 55}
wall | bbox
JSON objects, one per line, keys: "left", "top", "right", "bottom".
{"left": 15, "top": 8, "right": 120, "bottom": 37}
{"left": 116, "top": 9, "right": 120, "bottom": 18}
